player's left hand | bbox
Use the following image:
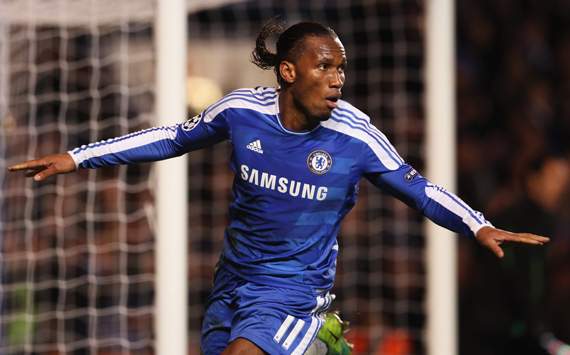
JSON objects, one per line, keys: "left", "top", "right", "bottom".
{"left": 475, "top": 226, "right": 550, "bottom": 258}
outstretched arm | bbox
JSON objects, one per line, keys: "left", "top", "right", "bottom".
{"left": 366, "top": 164, "right": 549, "bottom": 257}
{"left": 8, "top": 107, "right": 230, "bottom": 180}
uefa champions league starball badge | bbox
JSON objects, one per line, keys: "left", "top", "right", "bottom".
{"left": 307, "top": 150, "right": 333, "bottom": 175}
{"left": 182, "top": 113, "right": 202, "bottom": 131}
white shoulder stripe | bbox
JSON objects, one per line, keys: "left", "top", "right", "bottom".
{"left": 70, "top": 126, "right": 177, "bottom": 165}
{"left": 204, "top": 97, "right": 278, "bottom": 123}
{"left": 364, "top": 122, "right": 404, "bottom": 164}
{"left": 337, "top": 99, "right": 369, "bottom": 118}
{"left": 321, "top": 119, "right": 401, "bottom": 170}
{"left": 332, "top": 112, "right": 405, "bottom": 165}
{"left": 334, "top": 103, "right": 404, "bottom": 164}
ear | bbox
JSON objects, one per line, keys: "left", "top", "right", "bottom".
{"left": 279, "top": 60, "right": 296, "bottom": 84}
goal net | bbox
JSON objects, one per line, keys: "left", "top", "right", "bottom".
{"left": 0, "top": 1, "right": 156, "bottom": 353}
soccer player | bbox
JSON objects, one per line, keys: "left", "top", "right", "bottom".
{"left": 8, "top": 20, "right": 549, "bottom": 355}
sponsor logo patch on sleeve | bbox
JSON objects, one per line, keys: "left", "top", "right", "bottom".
{"left": 404, "top": 168, "right": 419, "bottom": 181}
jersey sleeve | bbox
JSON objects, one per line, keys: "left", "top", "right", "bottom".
{"left": 360, "top": 139, "right": 492, "bottom": 238}
{"left": 68, "top": 101, "right": 231, "bottom": 169}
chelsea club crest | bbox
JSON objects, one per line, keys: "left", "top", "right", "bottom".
{"left": 307, "top": 150, "right": 333, "bottom": 175}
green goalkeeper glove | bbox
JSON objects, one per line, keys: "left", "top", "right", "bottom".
{"left": 307, "top": 312, "right": 353, "bottom": 355}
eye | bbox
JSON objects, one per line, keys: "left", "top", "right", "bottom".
{"left": 318, "top": 63, "right": 328, "bottom": 70}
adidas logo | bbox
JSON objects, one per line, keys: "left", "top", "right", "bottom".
{"left": 246, "top": 139, "right": 263, "bottom": 154}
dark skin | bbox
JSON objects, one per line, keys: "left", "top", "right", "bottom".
{"left": 7, "top": 34, "right": 550, "bottom": 355}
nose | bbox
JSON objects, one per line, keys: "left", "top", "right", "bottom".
{"left": 330, "top": 70, "right": 344, "bottom": 89}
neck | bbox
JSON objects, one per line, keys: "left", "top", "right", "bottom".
{"left": 278, "top": 89, "right": 320, "bottom": 132}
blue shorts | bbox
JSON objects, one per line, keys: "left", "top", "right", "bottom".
{"left": 201, "top": 266, "right": 334, "bottom": 354}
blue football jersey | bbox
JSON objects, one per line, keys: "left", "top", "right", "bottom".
{"left": 69, "top": 87, "right": 491, "bottom": 294}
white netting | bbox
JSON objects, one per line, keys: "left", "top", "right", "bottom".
{"left": 0, "top": 2, "right": 156, "bottom": 354}
{"left": 186, "top": 1, "right": 426, "bottom": 354}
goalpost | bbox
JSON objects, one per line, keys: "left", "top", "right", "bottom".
{"left": 425, "top": 0, "right": 457, "bottom": 354}
{"left": 154, "top": 0, "right": 187, "bottom": 354}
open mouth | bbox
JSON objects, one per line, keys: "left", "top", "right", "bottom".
{"left": 325, "top": 96, "right": 339, "bottom": 109}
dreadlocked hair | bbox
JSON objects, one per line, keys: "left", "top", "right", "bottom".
{"left": 251, "top": 17, "right": 285, "bottom": 70}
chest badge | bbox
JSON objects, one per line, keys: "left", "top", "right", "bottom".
{"left": 307, "top": 150, "right": 333, "bottom": 175}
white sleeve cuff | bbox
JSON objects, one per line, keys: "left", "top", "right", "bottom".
{"left": 66, "top": 151, "right": 81, "bottom": 169}
{"left": 471, "top": 221, "right": 494, "bottom": 237}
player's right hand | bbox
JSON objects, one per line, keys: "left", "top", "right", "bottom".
{"left": 8, "top": 153, "right": 77, "bottom": 181}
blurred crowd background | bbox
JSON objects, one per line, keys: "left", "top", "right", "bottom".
{"left": 456, "top": 1, "right": 570, "bottom": 354}
{"left": 0, "top": 0, "right": 568, "bottom": 354}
